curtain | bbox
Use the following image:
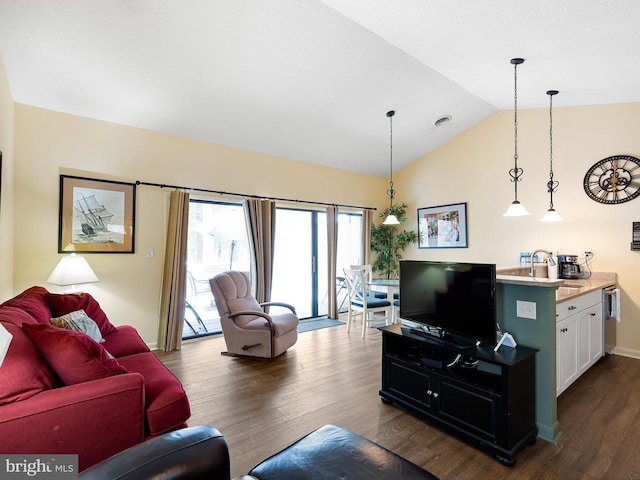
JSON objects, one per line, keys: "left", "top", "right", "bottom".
{"left": 243, "top": 198, "right": 276, "bottom": 304}
{"left": 158, "top": 190, "right": 190, "bottom": 351}
{"left": 361, "top": 209, "right": 373, "bottom": 266}
{"left": 326, "top": 206, "right": 339, "bottom": 319}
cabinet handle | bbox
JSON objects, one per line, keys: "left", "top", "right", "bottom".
{"left": 568, "top": 306, "right": 577, "bottom": 311}
{"left": 590, "top": 312, "right": 596, "bottom": 316}
{"left": 433, "top": 392, "right": 439, "bottom": 398}
{"left": 427, "top": 390, "right": 433, "bottom": 396}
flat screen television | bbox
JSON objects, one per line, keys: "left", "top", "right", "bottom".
{"left": 399, "top": 260, "right": 497, "bottom": 347}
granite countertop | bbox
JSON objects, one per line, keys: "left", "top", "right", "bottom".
{"left": 496, "top": 266, "right": 617, "bottom": 303}
{"left": 552, "top": 273, "right": 617, "bottom": 302}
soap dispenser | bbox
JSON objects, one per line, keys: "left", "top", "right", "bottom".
{"left": 547, "top": 255, "right": 558, "bottom": 279}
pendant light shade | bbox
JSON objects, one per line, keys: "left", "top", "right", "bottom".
{"left": 503, "top": 201, "right": 530, "bottom": 217}
{"left": 540, "top": 209, "right": 563, "bottom": 222}
{"left": 503, "top": 58, "right": 530, "bottom": 217}
{"left": 383, "top": 213, "right": 400, "bottom": 225}
{"left": 383, "top": 110, "right": 400, "bottom": 225}
{"left": 540, "top": 90, "right": 563, "bottom": 222}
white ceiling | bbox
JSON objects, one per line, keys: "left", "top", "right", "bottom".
{"left": 1, "top": 0, "right": 639, "bottom": 177}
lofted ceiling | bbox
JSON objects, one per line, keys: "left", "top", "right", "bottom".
{"left": 1, "top": 0, "right": 639, "bottom": 177}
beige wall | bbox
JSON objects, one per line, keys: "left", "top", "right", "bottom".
{"left": 0, "top": 54, "right": 14, "bottom": 299}
{"left": 396, "top": 103, "right": 640, "bottom": 357}
{"left": 7, "top": 91, "right": 640, "bottom": 355}
{"left": 11, "top": 104, "right": 386, "bottom": 346}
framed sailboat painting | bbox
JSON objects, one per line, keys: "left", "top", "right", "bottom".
{"left": 58, "top": 175, "right": 136, "bottom": 253}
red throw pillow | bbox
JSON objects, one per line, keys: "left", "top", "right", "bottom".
{"left": 44, "top": 292, "right": 117, "bottom": 336}
{"left": 22, "top": 323, "right": 128, "bottom": 386}
{"left": 0, "top": 321, "right": 57, "bottom": 405}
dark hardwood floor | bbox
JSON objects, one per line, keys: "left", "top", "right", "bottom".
{"left": 156, "top": 320, "right": 640, "bottom": 479}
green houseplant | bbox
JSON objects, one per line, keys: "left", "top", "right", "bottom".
{"left": 371, "top": 203, "right": 418, "bottom": 279}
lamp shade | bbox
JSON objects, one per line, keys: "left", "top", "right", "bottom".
{"left": 0, "top": 323, "right": 13, "bottom": 367}
{"left": 383, "top": 214, "right": 400, "bottom": 225}
{"left": 502, "top": 201, "right": 530, "bottom": 217}
{"left": 47, "top": 253, "right": 99, "bottom": 287}
{"left": 540, "top": 208, "right": 563, "bottom": 222}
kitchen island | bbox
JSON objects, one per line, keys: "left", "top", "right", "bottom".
{"left": 495, "top": 268, "right": 616, "bottom": 444}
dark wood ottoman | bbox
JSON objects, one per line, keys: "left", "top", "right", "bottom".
{"left": 245, "top": 424, "right": 439, "bottom": 480}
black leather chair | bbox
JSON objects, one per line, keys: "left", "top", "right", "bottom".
{"left": 79, "top": 424, "right": 439, "bottom": 480}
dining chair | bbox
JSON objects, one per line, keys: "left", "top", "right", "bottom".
{"left": 343, "top": 268, "right": 391, "bottom": 338}
{"left": 393, "top": 299, "right": 400, "bottom": 325}
{"left": 349, "top": 264, "right": 386, "bottom": 299}
{"left": 336, "top": 276, "right": 349, "bottom": 312}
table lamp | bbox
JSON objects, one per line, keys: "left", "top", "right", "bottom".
{"left": 47, "top": 253, "right": 99, "bottom": 293}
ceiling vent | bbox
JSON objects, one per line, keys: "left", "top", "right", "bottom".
{"left": 434, "top": 115, "right": 452, "bottom": 127}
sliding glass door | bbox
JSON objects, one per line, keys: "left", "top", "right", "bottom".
{"left": 184, "top": 201, "right": 364, "bottom": 338}
{"left": 336, "top": 212, "right": 364, "bottom": 313}
{"left": 271, "top": 209, "right": 320, "bottom": 319}
{"left": 272, "top": 208, "right": 362, "bottom": 319}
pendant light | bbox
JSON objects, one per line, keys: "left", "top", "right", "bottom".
{"left": 503, "top": 58, "right": 530, "bottom": 217}
{"left": 540, "top": 90, "right": 563, "bottom": 222}
{"left": 383, "top": 110, "right": 400, "bottom": 225}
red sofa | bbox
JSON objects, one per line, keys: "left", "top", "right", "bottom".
{"left": 0, "top": 286, "right": 190, "bottom": 471}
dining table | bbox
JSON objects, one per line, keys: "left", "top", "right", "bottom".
{"left": 368, "top": 278, "right": 399, "bottom": 324}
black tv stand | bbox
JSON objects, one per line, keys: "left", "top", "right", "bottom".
{"left": 380, "top": 324, "right": 538, "bottom": 466}
{"left": 407, "top": 327, "right": 477, "bottom": 349}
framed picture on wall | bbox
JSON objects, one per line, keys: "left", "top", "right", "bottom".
{"left": 58, "top": 175, "right": 136, "bottom": 253}
{"left": 417, "top": 202, "right": 468, "bottom": 249}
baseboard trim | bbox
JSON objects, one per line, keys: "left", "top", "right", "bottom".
{"left": 610, "top": 346, "right": 640, "bottom": 360}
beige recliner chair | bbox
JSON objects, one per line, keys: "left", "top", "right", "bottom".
{"left": 209, "top": 271, "right": 299, "bottom": 358}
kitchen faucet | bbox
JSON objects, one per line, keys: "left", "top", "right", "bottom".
{"left": 529, "top": 249, "right": 555, "bottom": 277}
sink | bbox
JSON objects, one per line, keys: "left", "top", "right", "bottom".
{"left": 556, "top": 284, "right": 583, "bottom": 300}
{"left": 496, "top": 266, "right": 549, "bottom": 278}
{"left": 557, "top": 286, "right": 581, "bottom": 295}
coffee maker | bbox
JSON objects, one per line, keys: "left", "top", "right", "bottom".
{"left": 558, "top": 254, "right": 581, "bottom": 279}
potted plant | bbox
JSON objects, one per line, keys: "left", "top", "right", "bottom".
{"left": 370, "top": 203, "right": 418, "bottom": 279}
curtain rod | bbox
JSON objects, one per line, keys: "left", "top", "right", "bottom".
{"left": 135, "top": 180, "right": 376, "bottom": 211}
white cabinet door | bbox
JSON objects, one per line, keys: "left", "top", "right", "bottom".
{"left": 556, "top": 289, "right": 606, "bottom": 396}
{"left": 588, "top": 304, "right": 603, "bottom": 363}
{"left": 577, "top": 308, "right": 591, "bottom": 376}
{"left": 557, "top": 314, "right": 579, "bottom": 396}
